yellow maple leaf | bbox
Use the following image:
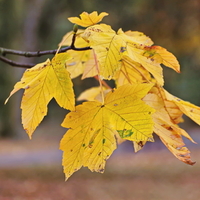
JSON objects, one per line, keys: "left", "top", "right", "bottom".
{"left": 82, "top": 24, "right": 126, "bottom": 79}
{"left": 68, "top": 11, "right": 109, "bottom": 27}
{"left": 6, "top": 53, "right": 75, "bottom": 138}
{"left": 60, "top": 83, "right": 154, "bottom": 179}
{"left": 143, "top": 86, "right": 196, "bottom": 165}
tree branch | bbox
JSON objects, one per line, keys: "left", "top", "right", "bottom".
{"left": 0, "top": 46, "right": 91, "bottom": 57}
{"left": 0, "top": 56, "right": 34, "bottom": 68}
{"left": 0, "top": 35, "right": 91, "bottom": 68}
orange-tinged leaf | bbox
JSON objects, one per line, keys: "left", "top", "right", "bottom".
{"left": 144, "top": 87, "right": 195, "bottom": 143}
{"left": 68, "top": 11, "right": 108, "bottom": 27}
{"left": 155, "top": 123, "right": 195, "bottom": 165}
{"left": 144, "top": 46, "right": 180, "bottom": 73}
{"left": 6, "top": 53, "right": 75, "bottom": 138}
{"left": 60, "top": 83, "right": 154, "bottom": 179}
{"left": 149, "top": 85, "right": 184, "bottom": 124}
{"left": 143, "top": 90, "right": 196, "bottom": 165}
{"left": 113, "top": 29, "right": 164, "bottom": 86}
{"left": 164, "top": 90, "right": 200, "bottom": 126}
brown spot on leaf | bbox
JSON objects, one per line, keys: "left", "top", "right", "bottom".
{"left": 138, "top": 141, "right": 144, "bottom": 148}
{"left": 24, "top": 85, "right": 30, "bottom": 89}
{"left": 99, "top": 167, "right": 104, "bottom": 173}
{"left": 120, "top": 47, "right": 126, "bottom": 53}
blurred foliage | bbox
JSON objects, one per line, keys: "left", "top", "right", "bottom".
{"left": 0, "top": 0, "right": 200, "bottom": 137}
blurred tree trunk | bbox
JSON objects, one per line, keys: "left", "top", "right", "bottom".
{"left": 13, "top": 0, "right": 47, "bottom": 138}
{"left": 0, "top": 0, "right": 18, "bottom": 137}
{"left": 0, "top": 0, "right": 47, "bottom": 138}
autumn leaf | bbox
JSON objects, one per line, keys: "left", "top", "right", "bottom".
{"left": 81, "top": 51, "right": 98, "bottom": 79}
{"left": 59, "top": 30, "right": 86, "bottom": 47}
{"left": 143, "top": 85, "right": 196, "bottom": 165}
{"left": 125, "top": 30, "right": 154, "bottom": 46}
{"left": 143, "top": 46, "right": 180, "bottom": 73}
{"left": 6, "top": 53, "right": 75, "bottom": 138}
{"left": 68, "top": 11, "right": 109, "bottom": 27}
{"left": 65, "top": 50, "right": 92, "bottom": 79}
{"left": 164, "top": 90, "right": 200, "bottom": 126}
{"left": 4, "top": 10, "right": 200, "bottom": 180}
{"left": 60, "top": 83, "right": 155, "bottom": 179}
{"left": 149, "top": 85, "right": 184, "bottom": 124}
{"left": 77, "top": 86, "right": 109, "bottom": 102}
{"left": 58, "top": 30, "right": 92, "bottom": 79}
{"left": 82, "top": 24, "right": 126, "bottom": 79}
{"left": 114, "top": 56, "right": 152, "bottom": 86}
{"left": 116, "top": 30, "right": 179, "bottom": 86}
{"left": 82, "top": 26, "right": 166, "bottom": 84}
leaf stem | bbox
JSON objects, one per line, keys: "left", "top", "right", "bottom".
{"left": 94, "top": 76, "right": 112, "bottom": 90}
{"left": 92, "top": 50, "right": 105, "bottom": 104}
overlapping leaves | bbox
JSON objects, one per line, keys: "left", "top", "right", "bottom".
{"left": 5, "top": 11, "right": 200, "bottom": 180}
{"left": 60, "top": 83, "right": 154, "bottom": 179}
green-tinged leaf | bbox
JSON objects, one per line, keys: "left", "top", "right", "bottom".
{"left": 60, "top": 83, "right": 154, "bottom": 179}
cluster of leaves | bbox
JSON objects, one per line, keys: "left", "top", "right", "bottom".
{"left": 6, "top": 11, "right": 200, "bottom": 180}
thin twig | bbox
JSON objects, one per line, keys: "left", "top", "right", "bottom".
{"left": 0, "top": 56, "right": 34, "bottom": 68}
{"left": 0, "top": 43, "right": 91, "bottom": 68}
{"left": 70, "top": 33, "right": 76, "bottom": 49}
{"left": 0, "top": 46, "right": 91, "bottom": 57}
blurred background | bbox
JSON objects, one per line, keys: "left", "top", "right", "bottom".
{"left": 0, "top": 0, "right": 200, "bottom": 199}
